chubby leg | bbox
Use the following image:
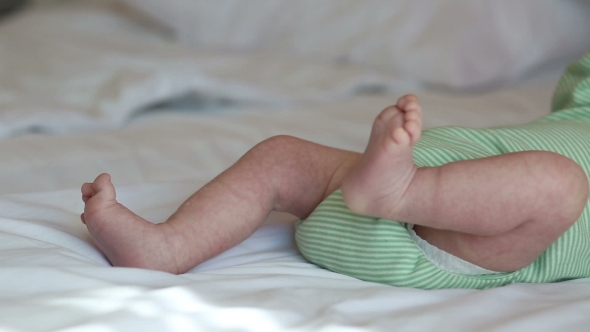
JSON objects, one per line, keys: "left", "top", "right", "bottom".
{"left": 342, "top": 94, "right": 589, "bottom": 272}
{"left": 82, "top": 136, "right": 361, "bottom": 274}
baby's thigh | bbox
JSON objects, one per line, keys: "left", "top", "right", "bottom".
{"left": 414, "top": 221, "right": 560, "bottom": 272}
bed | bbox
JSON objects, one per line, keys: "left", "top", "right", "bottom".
{"left": 1, "top": 0, "right": 590, "bottom": 331}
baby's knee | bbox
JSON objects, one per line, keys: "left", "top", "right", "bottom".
{"left": 252, "top": 135, "right": 305, "bottom": 155}
{"left": 544, "top": 153, "right": 589, "bottom": 221}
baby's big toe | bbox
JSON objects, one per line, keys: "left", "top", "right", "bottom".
{"left": 90, "top": 173, "right": 117, "bottom": 201}
{"left": 396, "top": 94, "right": 418, "bottom": 109}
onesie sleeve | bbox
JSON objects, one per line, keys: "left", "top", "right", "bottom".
{"left": 552, "top": 48, "right": 590, "bottom": 113}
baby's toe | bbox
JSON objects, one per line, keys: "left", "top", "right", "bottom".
{"left": 391, "top": 126, "right": 411, "bottom": 145}
{"left": 404, "top": 121, "right": 422, "bottom": 143}
{"left": 377, "top": 105, "right": 401, "bottom": 123}
{"left": 81, "top": 182, "right": 94, "bottom": 197}
{"left": 397, "top": 94, "right": 418, "bottom": 108}
{"left": 92, "top": 173, "right": 116, "bottom": 200}
{"left": 403, "top": 100, "right": 421, "bottom": 112}
{"left": 405, "top": 109, "right": 421, "bottom": 121}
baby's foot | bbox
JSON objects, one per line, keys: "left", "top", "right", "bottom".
{"left": 81, "top": 174, "right": 180, "bottom": 273}
{"left": 341, "top": 94, "right": 422, "bottom": 218}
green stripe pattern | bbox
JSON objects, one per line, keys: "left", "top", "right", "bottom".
{"left": 295, "top": 49, "right": 590, "bottom": 289}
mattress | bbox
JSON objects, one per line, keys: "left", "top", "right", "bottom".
{"left": 1, "top": 1, "right": 589, "bottom": 331}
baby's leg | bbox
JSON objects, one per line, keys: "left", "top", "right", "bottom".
{"left": 342, "top": 94, "right": 589, "bottom": 272}
{"left": 82, "top": 136, "right": 361, "bottom": 274}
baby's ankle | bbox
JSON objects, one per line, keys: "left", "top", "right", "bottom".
{"left": 343, "top": 168, "right": 413, "bottom": 216}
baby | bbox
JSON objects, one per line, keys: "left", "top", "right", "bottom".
{"left": 81, "top": 51, "right": 590, "bottom": 289}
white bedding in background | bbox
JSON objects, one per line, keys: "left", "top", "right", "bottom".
{"left": 0, "top": 2, "right": 406, "bottom": 138}
{"left": 1, "top": 1, "right": 590, "bottom": 332}
{"left": 0, "top": 82, "right": 556, "bottom": 196}
{"left": 123, "top": 0, "right": 590, "bottom": 89}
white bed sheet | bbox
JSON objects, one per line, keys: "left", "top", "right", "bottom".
{"left": 2, "top": 78, "right": 590, "bottom": 331}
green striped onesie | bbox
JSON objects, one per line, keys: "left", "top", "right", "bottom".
{"left": 295, "top": 49, "right": 590, "bottom": 289}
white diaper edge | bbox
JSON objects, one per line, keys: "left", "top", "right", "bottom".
{"left": 406, "top": 224, "right": 501, "bottom": 275}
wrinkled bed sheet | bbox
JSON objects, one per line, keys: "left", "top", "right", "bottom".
{"left": 0, "top": 176, "right": 589, "bottom": 331}
{"left": 0, "top": 84, "right": 557, "bottom": 195}
{"left": 2, "top": 82, "right": 590, "bottom": 331}
{"left": 0, "top": 1, "right": 410, "bottom": 138}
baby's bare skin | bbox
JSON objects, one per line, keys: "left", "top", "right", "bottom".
{"left": 81, "top": 94, "right": 588, "bottom": 274}
{"left": 341, "top": 94, "right": 422, "bottom": 218}
{"left": 81, "top": 174, "right": 177, "bottom": 272}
